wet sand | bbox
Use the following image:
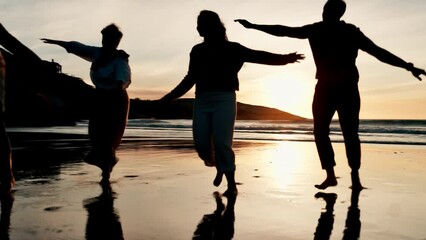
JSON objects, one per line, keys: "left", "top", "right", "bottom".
{"left": 3, "top": 132, "right": 426, "bottom": 239}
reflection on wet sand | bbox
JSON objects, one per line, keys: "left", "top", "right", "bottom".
{"left": 84, "top": 184, "right": 123, "bottom": 240}
{"left": 193, "top": 192, "right": 237, "bottom": 240}
{"left": 0, "top": 193, "right": 13, "bottom": 240}
{"left": 314, "top": 189, "right": 362, "bottom": 240}
{"left": 344, "top": 189, "right": 361, "bottom": 239}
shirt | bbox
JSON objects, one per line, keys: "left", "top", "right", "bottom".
{"left": 64, "top": 41, "right": 131, "bottom": 90}
{"left": 165, "top": 41, "right": 295, "bottom": 99}
{"left": 294, "top": 21, "right": 372, "bottom": 85}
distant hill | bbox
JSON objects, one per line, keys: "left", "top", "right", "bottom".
{"left": 0, "top": 23, "right": 305, "bottom": 126}
{"left": 129, "top": 98, "right": 305, "bottom": 121}
{"left": 0, "top": 23, "right": 94, "bottom": 126}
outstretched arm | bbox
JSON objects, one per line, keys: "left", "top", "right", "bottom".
{"left": 246, "top": 50, "right": 305, "bottom": 65}
{"left": 362, "top": 37, "right": 425, "bottom": 81}
{"left": 41, "top": 38, "right": 98, "bottom": 62}
{"left": 234, "top": 19, "right": 310, "bottom": 39}
{"left": 239, "top": 43, "right": 304, "bottom": 65}
{"left": 160, "top": 75, "right": 195, "bottom": 102}
{"left": 41, "top": 38, "right": 67, "bottom": 48}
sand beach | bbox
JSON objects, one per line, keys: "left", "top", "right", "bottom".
{"left": 2, "top": 130, "right": 426, "bottom": 240}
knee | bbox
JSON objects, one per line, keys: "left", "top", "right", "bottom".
{"left": 313, "top": 127, "right": 329, "bottom": 139}
{"left": 196, "top": 147, "right": 213, "bottom": 161}
{"left": 342, "top": 131, "right": 360, "bottom": 143}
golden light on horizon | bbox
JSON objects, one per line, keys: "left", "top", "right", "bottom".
{"left": 240, "top": 73, "right": 315, "bottom": 118}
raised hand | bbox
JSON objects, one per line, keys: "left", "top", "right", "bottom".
{"left": 234, "top": 19, "right": 253, "bottom": 29}
{"left": 40, "top": 38, "right": 54, "bottom": 44}
{"left": 286, "top": 52, "right": 305, "bottom": 63}
{"left": 410, "top": 66, "right": 426, "bottom": 81}
{"left": 40, "top": 38, "right": 64, "bottom": 46}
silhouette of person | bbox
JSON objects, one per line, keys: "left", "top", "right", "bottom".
{"left": 83, "top": 184, "right": 124, "bottom": 240}
{"left": 0, "top": 51, "right": 14, "bottom": 194}
{"left": 0, "top": 192, "right": 14, "bottom": 240}
{"left": 160, "top": 10, "right": 304, "bottom": 196}
{"left": 193, "top": 191, "right": 237, "bottom": 240}
{"left": 41, "top": 24, "right": 131, "bottom": 184}
{"left": 236, "top": 0, "right": 426, "bottom": 190}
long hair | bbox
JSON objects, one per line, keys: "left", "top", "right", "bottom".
{"left": 197, "top": 10, "right": 228, "bottom": 42}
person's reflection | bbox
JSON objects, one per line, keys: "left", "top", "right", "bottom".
{"left": 193, "top": 191, "right": 237, "bottom": 240}
{"left": 0, "top": 193, "right": 14, "bottom": 240}
{"left": 84, "top": 184, "right": 124, "bottom": 240}
{"left": 313, "top": 189, "right": 362, "bottom": 240}
{"left": 314, "top": 192, "right": 337, "bottom": 240}
{"left": 343, "top": 189, "right": 361, "bottom": 239}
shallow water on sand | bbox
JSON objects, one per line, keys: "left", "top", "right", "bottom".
{"left": 3, "top": 134, "right": 426, "bottom": 239}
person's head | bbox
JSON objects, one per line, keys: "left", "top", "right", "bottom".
{"left": 322, "top": 0, "right": 346, "bottom": 22}
{"left": 197, "top": 10, "right": 227, "bottom": 42}
{"left": 101, "top": 24, "right": 123, "bottom": 49}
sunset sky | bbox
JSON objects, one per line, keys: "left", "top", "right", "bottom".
{"left": 1, "top": 0, "right": 425, "bottom": 119}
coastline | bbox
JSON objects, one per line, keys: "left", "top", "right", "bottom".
{"left": 3, "top": 131, "right": 426, "bottom": 239}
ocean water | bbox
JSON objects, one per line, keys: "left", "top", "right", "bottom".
{"left": 10, "top": 119, "right": 425, "bottom": 146}
{"left": 125, "top": 119, "right": 426, "bottom": 145}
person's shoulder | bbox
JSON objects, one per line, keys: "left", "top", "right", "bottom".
{"left": 341, "top": 21, "right": 361, "bottom": 31}
{"left": 190, "top": 43, "right": 204, "bottom": 54}
{"left": 305, "top": 21, "right": 322, "bottom": 29}
{"left": 117, "top": 50, "right": 129, "bottom": 59}
{"left": 192, "top": 43, "right": 204, "bottom": 50}
{"left": 226, "top": 41, "right": 246, "bottom": 50}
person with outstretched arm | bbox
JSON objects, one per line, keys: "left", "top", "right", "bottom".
{"left": 236, "top": 0, "right": 425, "bottom": 190}
{"left": 160, "top": 10, "right": 304, "bottom": 196}
{"left": 42, "top": 24, "right": 131, "bottom": 185}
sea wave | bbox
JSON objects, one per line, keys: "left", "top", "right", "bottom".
{"left": 8, "top": 119, "right": 426, "bottom": 146}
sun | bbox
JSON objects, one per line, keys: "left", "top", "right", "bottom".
{"left": 240, "top": 72, "right": 315, "bottom": 118}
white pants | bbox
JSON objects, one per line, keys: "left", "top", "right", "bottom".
{"left": 193, "top": 92, "right": 236, "bottom": 172}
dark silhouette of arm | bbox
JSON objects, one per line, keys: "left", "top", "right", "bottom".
{"left": 234, "top": 19, "right": 310, "bottom": 39}
{"left": 41, "top": 38, "right": 98, "bottom": 62}
{"left": 160, "top": 74, "right": 195, "bottom": 102}
{"left": 40, "top": 38, "right": 67, "bottom": 48}
{"left": 161, "top": 49, "right": 199, "bottom": 101}
{"left": 245, "top": 50, "right": 304, "bottom": 65}
{"left": 361, "top": 37, "right": 425, "bottom": 81}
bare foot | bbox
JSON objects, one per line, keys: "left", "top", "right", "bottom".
{"left": 213, "top": 171, "right": 223, "bottom": 187}
{"left": 350, "top": 172, "right": 364, "bottom": 190}
{"left": 314, "top": 192, "right": 337, "bottom": 203}
{"left": 315, "top": 178, "right": 338, "bottom": 190}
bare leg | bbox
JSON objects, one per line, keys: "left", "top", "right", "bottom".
{"left": 315, "top": 167, "right": 338, "bottom": 190}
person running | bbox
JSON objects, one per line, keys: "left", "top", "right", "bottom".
{"left": 235, "top": 0, "right": 425, "bottom": 190}
{"left": 160, "top": 10, "right": 304, "bottom": 196}
{"left": 42, "top": 24, "right": 131, "bottom": 184}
